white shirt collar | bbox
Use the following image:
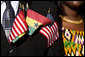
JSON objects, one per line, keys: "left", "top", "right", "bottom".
{"left": 11, "top": 1, "right": 19, "bottom": 16}
{"left": 1, "top": 1, "right": 6, "bottom": 24}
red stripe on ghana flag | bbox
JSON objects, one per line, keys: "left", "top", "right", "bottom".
{"left": 27, "top": 9, "right": 52, "bottom": 25}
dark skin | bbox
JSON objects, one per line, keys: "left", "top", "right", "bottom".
{"left": 61, "top": 1, "right": 84, "bottom": 31}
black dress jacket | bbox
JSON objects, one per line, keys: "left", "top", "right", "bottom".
{"left": 1, "top": 1, "right": 64, "bottom": 56}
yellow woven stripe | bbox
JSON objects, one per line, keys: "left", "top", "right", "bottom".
{"left": 83, "top": 32, "right": 84, "bottom": 36}
{"left": 70, "top": 30, "right": 75, "bottom": 42}
{"left": 78, "top": 44, "right": 82, "bottom": 56}
{"left": 76, "top": 31, "right": 79, "bottom": 35}
{"left": 26, "top": 17, "right": 42, "bottom": 29}
{"left": 19, "top": 33, "right": 25, "bottom": 38}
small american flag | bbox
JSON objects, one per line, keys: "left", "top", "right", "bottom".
{"left": 8, "top": 10, "right": 28, "bottom": 43}
{"left": 39, "top": 22, "right": 59, "bottom": 47}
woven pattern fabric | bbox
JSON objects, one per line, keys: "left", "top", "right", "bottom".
{"left": 62, "top": 27, "right": 84, "bottom": 56}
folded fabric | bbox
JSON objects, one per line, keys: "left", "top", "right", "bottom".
{"left": 26, "top": 9, "right": 52, "bottom": 36}
{"left": 40, "top": 21, "right": 59, "bottom": 47}
{"left": 8, "top": 9, "right": 28, "bottom": 43}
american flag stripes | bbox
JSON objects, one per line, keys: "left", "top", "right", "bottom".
{"left": 39, "top": 22, "right": 59, "bottom": 47}
{"left": 8, "top": 10, "right": 28, "bottom": 43}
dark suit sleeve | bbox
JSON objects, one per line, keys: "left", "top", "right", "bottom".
{"left": 14, "top": 31, "right": 48, "bottom": 56}
{"left": 47, "top": 38, "right": 65, "bottom": 56}
{"left": 1, "top": 24, "right": 10, "bottom": 56}
{"left": 3, "top": 1, "right": 64, "bottom": 56}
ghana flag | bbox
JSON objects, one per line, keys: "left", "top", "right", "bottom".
{"left": 26, "top": 9, "right": 52, "bottom": 35}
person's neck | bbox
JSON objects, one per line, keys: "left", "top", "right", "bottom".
{"left": 63, "top": 4, "right": 82, "bottom": 21}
